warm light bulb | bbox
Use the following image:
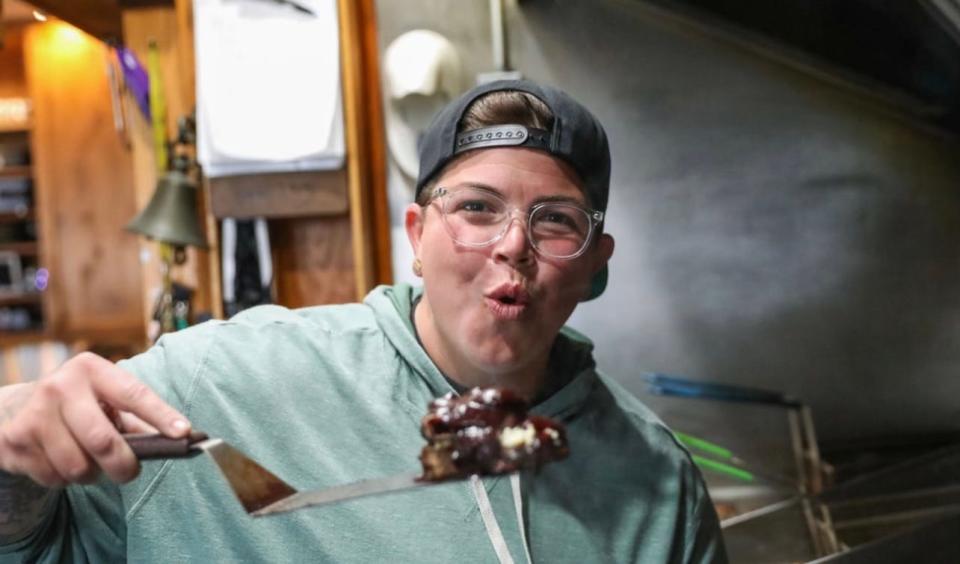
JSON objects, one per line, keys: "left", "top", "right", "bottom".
{"left": 38, "top": 21, "right": 99, "bottom": 65}
{"left": 54, "top": 23, "right": 84, "bottom": 44}
{"left": 32, "top": 10, "right": 47, "bottom": 22}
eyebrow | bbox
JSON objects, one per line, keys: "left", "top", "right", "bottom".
{"left": 533, "top": 194, "right": 587, "bottom": 207}
{"left": 454, "top": 182, "right": 588, "bottom": 207}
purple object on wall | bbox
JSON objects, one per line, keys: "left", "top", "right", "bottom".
{"left": 115, "top": 46, "right": 151, "bottom": 121}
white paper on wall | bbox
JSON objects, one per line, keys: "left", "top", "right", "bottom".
{"left": 193, "top": 0, "right": 345, "bottom": 177}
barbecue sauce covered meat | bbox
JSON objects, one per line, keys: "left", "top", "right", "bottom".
{"left": 418, "top": 387, "right": 569, "bottom": 481}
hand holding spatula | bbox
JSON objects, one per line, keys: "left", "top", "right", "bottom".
{"left": 124, "top": 431, "right": 428, "bottom": 516}
{"left": 124, "top": 387, "right": 569, "bottom": 517}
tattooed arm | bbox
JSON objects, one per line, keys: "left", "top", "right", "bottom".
{"left": 0, "top": 383, "right": 56, "bottom": 543}
{"left": 0, "top": 467, "right": 56, "bottom": 543}
{"left": 0, "top": 354, "right": 192, "bottom": 547}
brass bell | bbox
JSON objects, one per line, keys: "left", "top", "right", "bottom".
{"left": 127, "top": 170, "right": 207, "bottom": 248}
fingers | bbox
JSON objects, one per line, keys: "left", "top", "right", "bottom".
{"left": 0, "top": 418, "right": 63, "bottom": 488}
{"left": 117, "top": 411, "right": 158, "bottom": 434}
{"left": 0, "top": 352, "right": 191, "bottom": 488}
{"left": 60, "top": 387, "right": 139, "bottom": 483}
{"left": 38, "top": 415, "right": 97, "bottom": 485}
{"left": 10, "top": 451, "right": 63, "bottom": 489}
{"left": 74, "top": 353, "right": 191, "bottom": 438}
{"left": 99, "top": 401, "right": 124, "bottom": 430}
{"left": 0, "top": 383, "right": 63, "bottom": 487}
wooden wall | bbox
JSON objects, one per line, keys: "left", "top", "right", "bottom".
{"left": 8, "top": 0, "right": 391, "bottom": 345}
{"left": 270, "top": 216, "right": 356, "bottom": 307}
{"left": 0, "top": 25, "right": 28, "bottom": 98}
{"left": 266, "top": 0, "right": 391, "bottom": 307}
{"left": 23, "top": 21, "right": 145, "bottom": 345}
{"left": 179, "top": 0, "right": 391, "bottom": 309}
{"left": 338, "top": 0, "right": 391, "bottom": 298}
{"left": 122, "top": 7, "right": 215, "bottom": 326}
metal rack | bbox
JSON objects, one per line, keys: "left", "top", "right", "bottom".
{"left": 645, "top": 373, "right": 960, "bottom": 562}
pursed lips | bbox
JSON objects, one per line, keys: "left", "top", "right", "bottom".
{"left": 484, "top": 282, "right": 531, "bottom": 320}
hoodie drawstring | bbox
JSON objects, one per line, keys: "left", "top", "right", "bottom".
{"left": 511, "top": 472, "right": 534, "bottom": 564}
{"left": 471, "top": 475, "right": 515, "bottom": 564}
{"left": 470, "top": 474, "right": 534, "bottom": 564}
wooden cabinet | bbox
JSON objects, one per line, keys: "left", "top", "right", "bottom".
{"left": 1, "top": 15, "right": 214, "bottom": 349}
{"left": 20, "top": 21, "right": 146, "bottom": 348}
{"left": 0, "top": 126, "right": 44, "bottom": 339}
{"left": 0, "top": 0, "right": 391, "bottom": 350}
{"left": 0, "top": 25, "right": 47, "bottom": 344}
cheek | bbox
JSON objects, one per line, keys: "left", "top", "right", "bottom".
{"left": 541, "top": 260, "right": 593, "bottom": 303}
{"left": 421, "top": 225, "right": 487, "bottom": 285}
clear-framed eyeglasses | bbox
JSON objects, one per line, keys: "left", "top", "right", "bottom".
{"left": 431, "top": 185, "right": 604, "bottom": 259}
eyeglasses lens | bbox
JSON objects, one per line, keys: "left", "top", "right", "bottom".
{"left": 439, "top": 187, "right": 592, "bottom": 258}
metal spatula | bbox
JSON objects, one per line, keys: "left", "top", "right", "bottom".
{"left": 125, "top": 432, "right": 432, "bottom": 516}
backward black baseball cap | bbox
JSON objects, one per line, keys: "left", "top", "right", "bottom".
{"left": 415, "top": 79, "right": 611, "bottom": 300}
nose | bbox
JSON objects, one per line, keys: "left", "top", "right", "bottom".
{"left": 492, "top": 214, "right": 534, "bottom": 268}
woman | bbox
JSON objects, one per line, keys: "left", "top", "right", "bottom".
{"left": 0, "top": 80, "right": 725, "bottom": 563}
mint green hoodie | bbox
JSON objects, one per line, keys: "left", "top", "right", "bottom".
{"left": 1, "top": 284, "right": 725, "bottom": 563}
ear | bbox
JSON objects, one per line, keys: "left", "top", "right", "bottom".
{"left": 405, "top": 203, "right": 426, "bottom": 258}
{"left": 591, "top": 233, "right": 615, "bottom": 275}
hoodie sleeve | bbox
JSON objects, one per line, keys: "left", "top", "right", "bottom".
{"left": 682, "top": 465, "right": 729, "bottom": 564}
{"left": 0, "top": 323, "right": 220, "bottom": 563}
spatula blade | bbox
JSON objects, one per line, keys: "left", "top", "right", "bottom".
{"left": 252, "top": 472, "right": 426, "bottom": 517}
{"left": 195, "top": 439, "right": 298, "bottom": 513}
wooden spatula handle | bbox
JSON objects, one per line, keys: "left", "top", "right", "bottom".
{"left": 124, "top": 431, "right": 209, "bottom": 460}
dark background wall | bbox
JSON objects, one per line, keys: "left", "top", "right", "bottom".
{"left": 376, "top": 0, "right": 960, "bottom": 445}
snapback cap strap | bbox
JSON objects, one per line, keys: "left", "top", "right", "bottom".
{"left": 454, "top": 125, "right": 552, "bottom": 154}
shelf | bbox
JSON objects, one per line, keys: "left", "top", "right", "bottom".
{"left": 0, "top": 123, "right": 30, "bottom": 134}
{"left": 0, "top": 166, "right": 31, "bottom": 178}
{"left": 0, "top": 241, "right": 38, "bottom": 255}
{"left": 0, "top": 292, "right": 42, "bottom": 307}
{"left": 0, "top": 210, "right": 34, "bottom": 224}
{"left": 0, "top": 329, "right": 49, "bottom": 347}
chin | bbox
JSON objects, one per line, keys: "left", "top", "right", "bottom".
{"left": 469, "top": 336, "right": 536, "bottom": 372}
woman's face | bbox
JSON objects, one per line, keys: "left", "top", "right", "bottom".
{"left": 406, "top": 147, "right": 615, "bottom": 378}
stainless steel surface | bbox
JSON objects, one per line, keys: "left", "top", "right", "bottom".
{"left": 252, "top": 472, "right": 428, "bottom": 517}
{"left": 808, "top": 514, "right": 960, "bottom": 563}
{"left": 721, "top": 496, "right": 800, "bottom": 529}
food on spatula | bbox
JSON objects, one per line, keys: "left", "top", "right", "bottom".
{"left": 418, "top": 387, "right": 569, "bottom": 481}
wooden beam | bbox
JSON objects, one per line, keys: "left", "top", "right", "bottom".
{"left": 172, "top": 0, "right": 223, "bottom": 319}
{"left": 29, "top": 0, "right": 123, "bottom": 41}
{"left": 119, "top": 0, "right": 173, "bottom": 7}
{"left": 207, "top": 169, "right": 348, "bottom": 219}
{"left": 338, "top": 0, "right": 372, "bottom": 300}
{"left": 357, "top": 0, "right": 392, "bottom": 287}
{"left": 338, "top": 0, "right": 391, "bottom": 300}
{"left": 174, "top": 0, "right": 195, "bottom": 108}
